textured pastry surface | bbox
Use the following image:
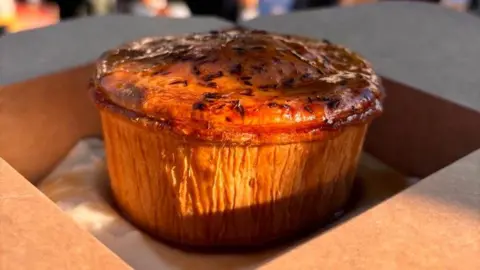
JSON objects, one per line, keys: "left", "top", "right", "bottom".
{"left": 93, "top": 28, "right": 383, "bottom": 144}
{"left": 101, "top": 110, "right": 368, "bottom": 247}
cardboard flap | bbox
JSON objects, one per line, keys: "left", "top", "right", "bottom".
{"left": 0, "top": 65, "right": 101, "bottom": 183}
{"left": 260, "top": 150, "right": 480, "bottom": 270}
{"left": 366, "top": 78, "right": 480, "bottom": 177}
{"left": 0, "top": 157, "right": 131, "bottom": 270}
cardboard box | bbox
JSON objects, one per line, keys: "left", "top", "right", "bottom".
{"left": 1, "top": 3, "right": 479, "bottom": 269}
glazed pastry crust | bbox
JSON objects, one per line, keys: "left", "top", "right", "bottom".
{"left": 92, "top": 28, "right": 383, "bottom": 145}
{"left": 91, "top": 29, "right": 384, "bottom": 247}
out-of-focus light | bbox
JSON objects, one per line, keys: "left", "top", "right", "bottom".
{"left": 8, "top": 1, "right": 59, "bottom": 33}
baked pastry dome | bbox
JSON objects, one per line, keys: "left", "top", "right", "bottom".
{"left": 91, "top": 28, "right": 384, "bottom": 248}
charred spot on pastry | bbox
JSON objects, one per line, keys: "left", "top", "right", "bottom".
{"left": 339, "top": 79, "right": 347, "bottom": 86}
{"left": 206, "top": 82, "right": 218, "bottom": 88}
{"left": 300, "top": 73, "right": 313, "bottom": 81}
{"left": 326, "top": 99, "right": 340, "bottom": 109}
{"left": 202, "top": 71, "right": 224, "bottom": 82}
{"left": 322, "top": 38, "right": 331, "bottom": 44}
{"left": 282, "top": 78, "right": 295, "bottom": 88}
{"left": 199, "top": 81, "right": 218, "bottom": 89}
{"left": 304, "top": 105, "right": 314, "bottom": 114}
{"left": 158, "top": 119, "right": 172, "bottom": 128}
{"left": 230, "top": 63, "right": 242, "bottom": 75}
{"left": 152, "top": 69, "right": 171, "bottom": 76}
{"left": 267, "top": 102, "right": 278, "bottom": 108}
{"left": 240, "top": 76, "right": 252, "bottom": 80}
{"left": 243, "top": 80, "right": 253, "bottom": 86}
{"left": 195, "top": 54, "right": 209, "bottom": 61}
{"left": 225, "top": 116, "right": 232, "bottom": 122}
{"left": 232, "top": 46, "right": 246, "bottom": 55}
{"left": 316, "top": 95, "right": 331, "bottom": 102}
{"left": 259, "top": 84, "right": 278, "bottom": 90}
{"left": 209, "top": 30, "right": 219, "bottom": 35}
{"left": 169, "top": 80, "right": 188, "bottom": 86}
{"left": 192, "top": 65, "right": 201, "bottom": 75}
{"left": 192, "top": 102, "right": 206, "bottom": 111}
{"left": 316, "top": 68, "right": 326, "bottom": 75}
{"left": 203, "top": 92, "right": 222, "bottom": 100}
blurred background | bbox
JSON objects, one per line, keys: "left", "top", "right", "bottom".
{"left": 1, "top": 0, "right": 479, "bottom": 35}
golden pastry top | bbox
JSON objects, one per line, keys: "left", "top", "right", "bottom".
{"left": 92, "top": 28, "right": 384, "bottom": 145}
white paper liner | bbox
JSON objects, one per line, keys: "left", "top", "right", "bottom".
{"left": 38, "top": 138, "right": 418, "bottom": 269}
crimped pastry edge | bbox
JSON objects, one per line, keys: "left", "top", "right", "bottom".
{"left": 92, "top": 86, "right": 379, "bottom": 146}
